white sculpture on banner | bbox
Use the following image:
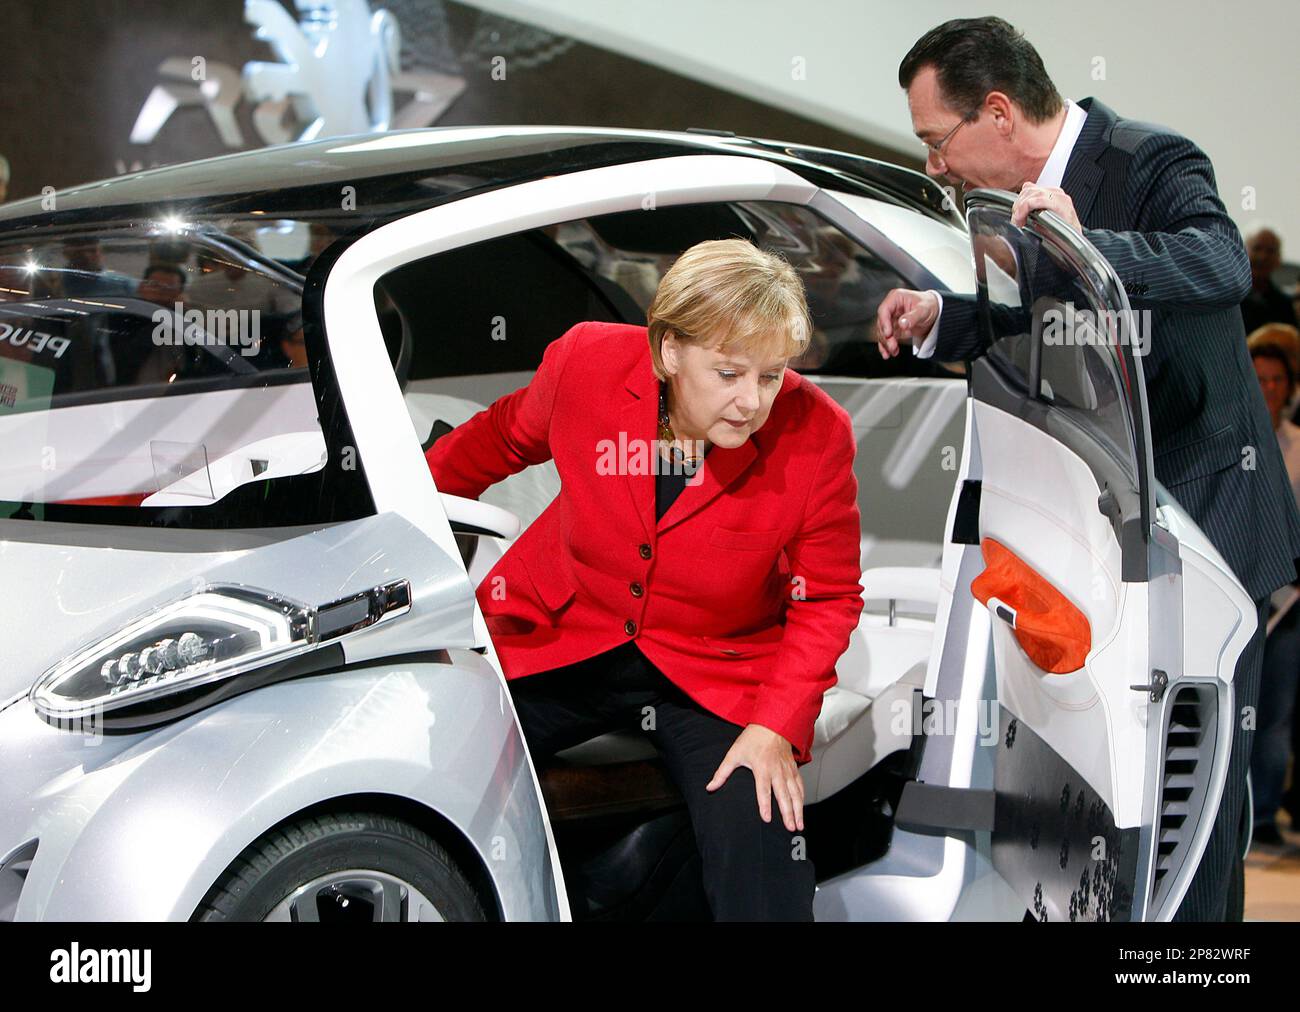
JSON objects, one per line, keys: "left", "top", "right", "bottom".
{"left": 129, "top": 0, "right": 465, "bottom": 154}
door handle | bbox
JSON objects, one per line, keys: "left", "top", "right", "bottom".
{"left": 986, "top": 595, "right": 1018, "bottom": 628}
{"left": 1129, "top": 668, "right": 1168, "bottom": 703}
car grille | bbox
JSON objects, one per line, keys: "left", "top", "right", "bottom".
{"left": 1150, "top": 685, "right": 1216, "bottom": 910}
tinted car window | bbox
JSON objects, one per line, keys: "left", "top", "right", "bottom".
{"left": 975, "top": 218, "right": 1139, "bottom": 478}
{"left": 0, "top": 217, "right": 372, "bottom": 528}
{"left": 378, "top": 229, "right": 622, "bottom": 382}
{"left": 0, "top": 229, "right": 311, "bottom": 391}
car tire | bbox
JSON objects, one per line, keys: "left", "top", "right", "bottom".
{"left": 193, "top": 811, "right": 488, "bottom": 922}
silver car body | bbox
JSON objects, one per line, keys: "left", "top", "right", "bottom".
{"left": 0, "top": 127, "right": 1253, "bottom": 921}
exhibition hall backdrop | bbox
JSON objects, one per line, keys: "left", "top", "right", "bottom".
{"left": 0, "top": 0, "right": 913, "bottom": 204}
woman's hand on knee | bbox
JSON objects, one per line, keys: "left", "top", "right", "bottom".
{"left": 705, "top": 723, "right": 805, "bottom": 832}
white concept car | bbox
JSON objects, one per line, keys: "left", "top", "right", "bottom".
{"left": 0, "top": 126, "right": 1255, "bottom": 921}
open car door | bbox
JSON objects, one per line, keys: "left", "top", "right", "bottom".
{"left": 918, "top": 191, "right": 1253, "bottom": 921}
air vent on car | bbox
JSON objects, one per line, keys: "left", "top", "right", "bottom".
{"left": 1150, "top": 685, "right": 1216, "bottom": 911}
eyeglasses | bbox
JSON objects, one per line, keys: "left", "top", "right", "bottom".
{"left": 922, "top": 112, "right": 978, "bottom": 159}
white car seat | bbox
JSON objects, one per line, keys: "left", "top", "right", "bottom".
{"left": 800, "top": 567, "right": 938, "bottom": 803}
{"left": 551, "top": 567, "right": 939, "bottom": 805}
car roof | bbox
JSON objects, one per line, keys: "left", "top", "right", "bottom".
{"left": 0, "top": 125, "right": 963, "bottom": 235}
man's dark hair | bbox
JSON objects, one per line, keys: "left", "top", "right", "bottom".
{"left": 143, "top": 263, "right": 186, "bottom": 289}
{"left": 899, "top": 17, "right": 1063, "bottom": 123}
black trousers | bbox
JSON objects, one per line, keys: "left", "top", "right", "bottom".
{"left": 510, "top": 640, "right": 817, "bottom": 921}
{"left": 1172, "top": 595, "right": 1271, "bottom": 921}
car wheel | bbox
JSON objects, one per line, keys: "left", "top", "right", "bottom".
{"left": 194, "top": 811, "right": 488, "bottom": 922}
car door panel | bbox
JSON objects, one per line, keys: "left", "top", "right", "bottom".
{"left": 925, "top": 192, "right": 1249, "bottom": 921}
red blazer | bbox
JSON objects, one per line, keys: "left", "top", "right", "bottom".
{"left": 424, "top": 321, "right": 864, "bottom": 764}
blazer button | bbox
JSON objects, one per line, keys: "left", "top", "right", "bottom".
{"left": 629, "top": 581, "right": 644, "bottom": 597}
{"left": 638, "top": 543, "right": 652, "bottom": 559}
{"left": 624, "top": 619, "right": 637, "bottom": 635}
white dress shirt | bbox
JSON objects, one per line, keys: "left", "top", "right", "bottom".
{"left": 914, "top": 99, "right": 1087, "bottom": 358}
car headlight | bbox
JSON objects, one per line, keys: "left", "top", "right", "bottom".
{"left": 30, "top": 581, "right": 410, "bottom": 728}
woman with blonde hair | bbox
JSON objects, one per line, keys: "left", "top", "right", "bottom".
{"left": 426, "top": 237, "right": 865, "bottom": 919}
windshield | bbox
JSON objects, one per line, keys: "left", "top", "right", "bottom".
{"left": 0, "top": 215, "right": 372, "bottom": 528}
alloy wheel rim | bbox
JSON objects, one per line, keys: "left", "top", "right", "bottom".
{"left": 262, "top": 869, "right": 446, "bottom": 922}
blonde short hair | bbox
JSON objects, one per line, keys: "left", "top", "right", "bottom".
{"left": 1248, "top": 323, "right": 1300, "bottom": 383}
{"left": 645, "top": 238, "right": 811, "bottom": 380}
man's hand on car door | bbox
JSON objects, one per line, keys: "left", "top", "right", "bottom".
{"left": 876, "top": 288, "right": 940, "bottom": 359}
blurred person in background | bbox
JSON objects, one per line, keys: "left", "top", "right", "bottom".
{"left": 1249, "top": 323, "right": 1300, "bottom": 845}
{"left": 1242, "top": 227, "right": 1298, "bottom": 334}
{"left": 60, "top": 238, "right": 135, "bottom": 299}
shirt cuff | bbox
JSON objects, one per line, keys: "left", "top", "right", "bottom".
{"left": 912, "top": 290, "right": 942, "bottom": 358}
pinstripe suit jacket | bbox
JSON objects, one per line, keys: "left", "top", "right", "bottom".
{"left": 930, "top": 98, "right": 1300, "bottom": 601}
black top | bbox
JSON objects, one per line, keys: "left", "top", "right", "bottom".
{"left": 1241, "top": 282, "right": 1299, "bottom": 336}
{"left": 655, "top": 444, "right": 710, "bottom": 521}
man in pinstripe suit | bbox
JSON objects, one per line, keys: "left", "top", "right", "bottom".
{"left": 878, "top": 17, "right": 1300, "bottom": 920}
